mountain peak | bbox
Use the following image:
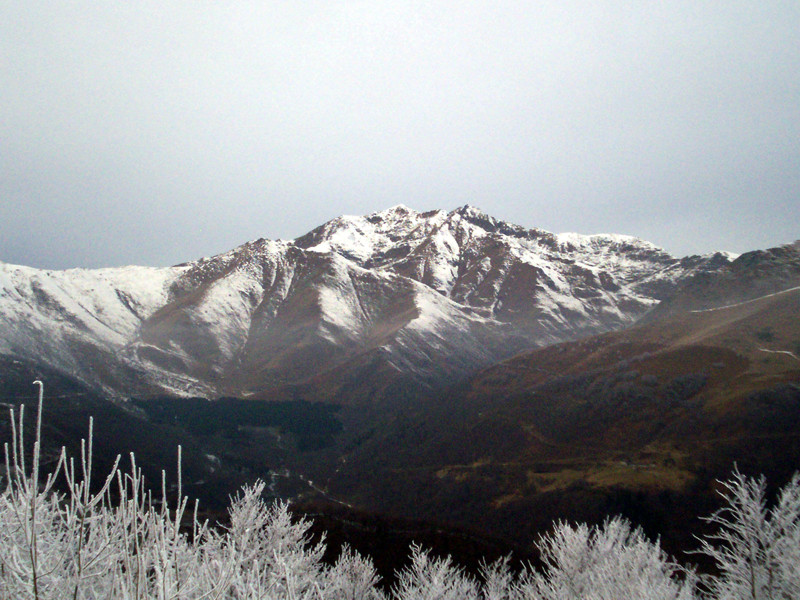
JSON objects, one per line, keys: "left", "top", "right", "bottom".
{"left": 367, "top": 204, "right": 420, "bottom": 221}
{"left": 382, "top": 203, "right": 415, "bottom": 214}
{"left": 0, "top": 203, "right": 747, "bottom": 399}
{"left": 555, "top": 231, "right": 662, "bottom": 252}
{"left": 451, "top": 204, "right": 484, "bottom": 217}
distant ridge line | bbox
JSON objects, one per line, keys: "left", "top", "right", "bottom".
{"left": 689, "top": 286, "right": 800, "bottom": 313}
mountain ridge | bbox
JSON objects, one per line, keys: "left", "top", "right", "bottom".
{"left": 0, "top": 206, "right": 736, "bottom": 400}
{"left": 1, "top": 213, "right": 797, "bottom": 568}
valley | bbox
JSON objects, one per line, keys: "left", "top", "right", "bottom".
{"left": 0, "top": 207, "right": 798, "bottom": 575}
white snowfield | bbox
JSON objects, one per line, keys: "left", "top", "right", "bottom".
{"left": 0, "top": 205, "right": 733, "bottom": 396}
{"left": 0, "top": 263, "right": 183, "bottom": 342}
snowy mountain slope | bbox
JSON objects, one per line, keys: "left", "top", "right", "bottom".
{"left": 642, "top": 239, "right": 800, "bottom": 320}
{"left": 296, "top": 205, "right": 730, "bottom": 343}
{"left": 0, "top": 262, "right": 190, "bottom": 395}
{"left": 0, "top": 206, "right": 732, "bottom": 399}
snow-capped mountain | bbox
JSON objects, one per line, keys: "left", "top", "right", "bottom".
{"left": 0, "top": 206, "right": 732, "bottom": 400}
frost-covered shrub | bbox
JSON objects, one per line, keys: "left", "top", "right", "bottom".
{"left": 2, "top": 382, "right": 800, "bottom": 599}
{"left": 518, "top": 517, "right": 697, "bottom": 600}
{"left": 0, "top": 382, "right": 366, "bottom": 599}
{"left": 479, "top": 555, "right": 516, "bottom": 600}
{"left": 391, "top": 544, "right": 478, "bottom": 600}
{"left": 324, "top": 544, "right": 385, "bottom": 600}
{"left": 224, "top": 484, "right": 328, "bottom": 598}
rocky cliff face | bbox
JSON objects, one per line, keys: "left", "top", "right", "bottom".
{"left": 0, "top": 205, "right": 732, "bottom": 400}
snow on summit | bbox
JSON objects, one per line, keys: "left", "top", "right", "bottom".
{"left": 0, "top": 207, "right": 734, "bottom": 397}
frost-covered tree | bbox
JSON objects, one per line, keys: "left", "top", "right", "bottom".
{"left": 479, "top": 555, "right": 516, "bottom": 600}
{"left": 391, "top": 543, "right": 479, "bottom": 600}
{"left": 696, "top": 469, "right": 800, "bottom": 600}
{"left": 0, "top": 382, "right": 368, "bottom": 599}
{"left": 517, "top": 517, "right": 697, "bottom": 600}
{"left": 224, "top": 484, "right": 327, "bottom": 598}
{"left": 3, "top": 381, "right": 800, "bottom": 599}
{"left": 324, "top": 544, "right": 386, "bottom": 600}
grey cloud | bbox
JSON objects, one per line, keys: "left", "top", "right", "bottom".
{"left": 2, "top": 1, "right": 798, "bottom": 269}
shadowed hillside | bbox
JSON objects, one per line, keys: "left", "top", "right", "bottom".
{"left": 321, "top": 284, "right": 800, "bottom": 559}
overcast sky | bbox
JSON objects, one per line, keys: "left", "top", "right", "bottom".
{"left": 2, "top": 1, "right": 798, "bottom": 269}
